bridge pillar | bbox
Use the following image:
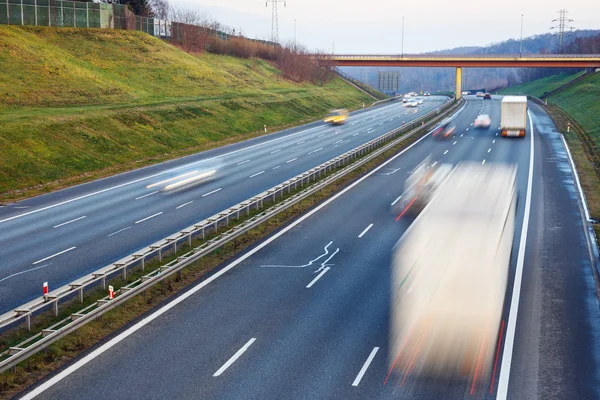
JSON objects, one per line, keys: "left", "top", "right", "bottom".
{"left": 455, "top": 67, "right": 462, "bottom": 100}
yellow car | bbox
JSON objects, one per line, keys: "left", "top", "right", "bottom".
{"left": 324, "top": 109, "right": 349, "bottom": 125}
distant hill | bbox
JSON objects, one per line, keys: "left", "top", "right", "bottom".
{"left": 341, "top": 30, "right": 600, "bottom": 93}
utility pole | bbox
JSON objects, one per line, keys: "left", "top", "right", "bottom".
{"left": 551, "top": 9, "right": 574, "bottom": 53}
{"left": 401, "top": 16, "right": 405, "bottom": 58}
{"left": 294, "top": 19, "right": 297, "bottom": 49}
{"left": 519, "top": 14, "right": 524, "bottom": 57}
{"left": 265, "top": 0, "right": 286, "bottom": 44}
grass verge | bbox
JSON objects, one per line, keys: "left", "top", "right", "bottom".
{"left": 0, "top": 26, "right": 372, "bottom": 201}
{"left": 498, "top": 71, "right": 585, "bottom": 98}
{"left": 0, "top": 109, "right": 443, "bottom": 398}
{"left": 540, "top": 102, "right": 600, "bottom": 249}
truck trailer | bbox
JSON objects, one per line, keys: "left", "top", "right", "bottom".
{"left": 389, "top": 162, "right": 517, "bottom": 384}
{"left": 500, "top": 96, "right": 527, "bottom": 137}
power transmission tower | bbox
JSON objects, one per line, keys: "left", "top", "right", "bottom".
{"left": 550, "top": 9, "right": 574, "bottom": 52}
{"left": 266, "top": 0, "right": 286, "bottom": 44}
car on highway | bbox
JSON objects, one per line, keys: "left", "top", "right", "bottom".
{"left": 476, "top": 92, "right": 484, "bottom": 97}
{"left": 432, "top": 119, "right": 456, "bottom": 139}
{"left": 323, "top": 109, "right": 349, "bottom": 125}
{"left": 474, "top": 114, "right": 492, "bottom": 128}
{"left": 417, "top": 99, "right": 423, "bottom": 105}
{"left": 484, "top": 93, "right": 492, "bottom": 99}
{"left": 424, "top": 91, "right": 431, "bottom": 96}
{"left": 402, "top": 98, "right": 408, "bottom": 103}
{"left": 462, "top": 91, "right": 470, "bottom": 95}
{"left": 404, "top": 101, "right": 419, "bottom": 108}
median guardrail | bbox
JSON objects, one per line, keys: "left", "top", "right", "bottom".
{"left": 0, "top": 97, "right": 462, "bottom": 374}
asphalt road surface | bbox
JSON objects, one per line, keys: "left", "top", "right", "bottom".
{"left": 0, "top": 96, "right": 448, "bottom": 313}
{"left": 18, "top": 97, "right": 600, "bottom": 400}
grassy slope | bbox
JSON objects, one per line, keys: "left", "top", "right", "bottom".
{"left": 0, "top": 26, "right": 372, "bottom": 199}
{"left": 548, "top": 72, "right": 600, "bottom": 148}
{"left": 498, "top": 71, "right": 585, "bottom": 98}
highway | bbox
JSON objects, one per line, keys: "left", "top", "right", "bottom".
{"left": 0, "top": 97, "right": 448, "bottom": 313}
{"left": 19, "top": 97, "right": 600, "bottom": 399}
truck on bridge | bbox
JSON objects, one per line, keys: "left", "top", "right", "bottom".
{"left": 389, "top": 162, "right": 517, "bottom": 384}
{"left": 501, "top": 96, "right": 528, "bottom": 137}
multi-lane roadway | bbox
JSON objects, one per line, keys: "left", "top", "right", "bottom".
{"left": 0, "top": 97, "right": 448, "bottom": 313}
{"left": 18, "top": 96, "right": 600, "bottom": 399}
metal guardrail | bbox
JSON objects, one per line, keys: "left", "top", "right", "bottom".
{"left": 0, "top": 97, "right": 462, "bottom": 374}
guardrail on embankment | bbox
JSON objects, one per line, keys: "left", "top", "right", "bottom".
{"left": 0, "top": 97, "right": 463, "bottom": 374}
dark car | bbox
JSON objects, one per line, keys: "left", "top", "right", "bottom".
{"left": 432, "top": 120, "right": 456, "bottom": 139}
{"left": 484, "top": 93, "right": 492, "bottom": 99}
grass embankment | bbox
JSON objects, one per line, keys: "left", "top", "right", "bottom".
{"left": 0, "top": 26, "right": 372, "bottom": 201}
{"left": 498, "top": 71, "right": 585, "bottom": 98}
{"left": 543, "top": 72, "right": 600, "bottom": 242}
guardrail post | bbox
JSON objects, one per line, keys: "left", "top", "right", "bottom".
{"left": 188, "top": 234, "right": 192, "bottom": 247}
{"left": 16, "top": 310, "right": 31, "bottom": 331}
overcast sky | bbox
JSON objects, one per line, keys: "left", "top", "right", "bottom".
{"left": 171, "top": 0, "right": 599, "bottom": 53}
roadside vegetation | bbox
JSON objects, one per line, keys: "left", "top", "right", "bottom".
{"left": 0, "top": 26, "right": 372, "bottom": 201}
{"left": 497, "top": 71, "right": 585, "bottom": 98}
{"left": 519, "top": 70, "right": 600, "bottom": 242}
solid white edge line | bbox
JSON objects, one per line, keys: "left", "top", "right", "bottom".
{"left": 352, "top": 347, "right": 379, "bottom": 386}
{"left": 249, "top": 171, "right": 265, "bottom": 178}
{"left": 53, "top": 216, "right": 86, "bottom": 228}
{"left": 176, "top": 201, "right": 194, "bottom": 210}
{"left": 202, "top": 188, "right": 222, "bottom": 197}
{"left": 134, "top": 212, "right": 163, "bottom": 224}
{"left": 496, "top": 111, "right": 535, "bottom": 400}
{"left": 306, "top": 267, "right": 330, "bottom": 288}
{"left": 20, "top": 101, "right": 464, "bottom": 400}
{"left": 358, "top": 223, "right": 374, "bottom": 238}
{"left": 213, "top": 338, "right": 256, "bottom": 377}
{"left": 560, "top": 135, "right": 591, "bottom": 221}
{"left": 135, "top": 191, "right": 159, "bottom": 200}
{"left": 32, "top": 247, "right": 76, "bottom": 265}
{"left": 0, "top": 264, "right": 49, "bottom": 283}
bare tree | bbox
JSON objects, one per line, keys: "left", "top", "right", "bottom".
{"left": 149, "top": 0, "right": 169, "bottom": 19}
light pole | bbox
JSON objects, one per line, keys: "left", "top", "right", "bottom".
{"left": 401, "top": 16, "right": 405, "bottom": 58}
{"left": 294, "top": 19, "right": 297, "bottom": 49}
{"left": 519, "top": 14, "right": 524, "bottom": 57}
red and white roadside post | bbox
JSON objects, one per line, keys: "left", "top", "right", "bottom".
{"left": 43, "top": 282, "right": 49, "bottom": 301}
{"left": 567, "top": 122, "right": 571, "bottom": 133}
{"left": 108, "top": 285, "right": 115, "bottom": 300}
{"left": 264, "top": 125, "right": 267, "bottom": 133}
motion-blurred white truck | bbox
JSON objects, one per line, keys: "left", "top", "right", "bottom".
{"left": 501, "top": 96, "right": 527, "bottom": 137}
{"left": 389, "top": 162, "right": 517, "bottom": 383}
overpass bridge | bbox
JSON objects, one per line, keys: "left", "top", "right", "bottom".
{"left": 324, "top": 54, "right": 600, "bottom": 98}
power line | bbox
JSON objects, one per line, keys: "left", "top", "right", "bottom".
{"left": 550, "top": 9, "right": 575, "bottom": 52}
{"left": 265, "top": 0, "right": 286, "bottom": 44}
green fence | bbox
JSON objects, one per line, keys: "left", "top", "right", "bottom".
{"left": 0, "top": 0, "right": 273, "bottom": 44}
{"left": 0, "top": 0, "right": 135, "bottom": 28}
